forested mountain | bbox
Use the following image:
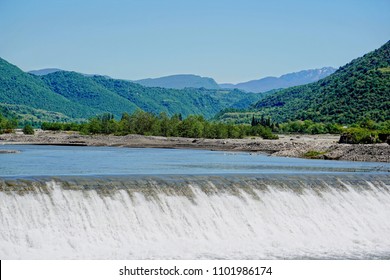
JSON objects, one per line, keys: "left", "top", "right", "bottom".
{"left": 220, "top": 67, "right": 336, "bottom": 92}
{"left": 40, "top": 72, "right": 140, "bottom": 117}
{"left": 3, "top": 40, "right": 388, "bottom": 126}
{"left": 0, "top": 57, "right": 264, "bottom": 122}
{"left": 251, "top": 41, "right": 390, "bottom": 123}
{"left": 92, "top": 76, "right": 221, "bottom": 117}
{"left": 135, "top": 74, "right": 220, "bottom": 89}
{"left": 0, "top": 58, "right": 97, "bottom": 121}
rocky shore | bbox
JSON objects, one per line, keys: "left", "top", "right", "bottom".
{"left": 1, "top": 130, "right": 389, "bottom": 162}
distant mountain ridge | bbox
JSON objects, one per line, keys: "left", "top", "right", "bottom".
{"left": 29, "top": 68, "right": 111, "bottom": 79}
{"left": 220, "top": 67, "right": 336, "bottom": 93}
{"left": 30, "top": 68, "right": 336, "bottom": 93}
{"left": 134, "top": 74, "right": 220, "bottom": 89}
{"left": 29, "top": 68, "right": 63, "bottom": 76}
{"left": 5, "top": 40, "right": 387, "bottom": 127}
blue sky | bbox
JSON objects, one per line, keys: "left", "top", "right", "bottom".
{"left": 0, "top": 0, "right": 389, "bottom": 83}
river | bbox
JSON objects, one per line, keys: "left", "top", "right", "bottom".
{"left": 1, "top": 145, "right": 389, "bottom": 259}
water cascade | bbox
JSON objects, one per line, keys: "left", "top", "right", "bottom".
{"left": 1, "top": 174, "right": 389, "bottom": 259}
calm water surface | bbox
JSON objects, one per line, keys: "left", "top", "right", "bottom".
{"left": 1, "top": 144, "right": 390, "bottom": 260}
{"left": 1, "top": 144, "right": 388, "bottom": 176}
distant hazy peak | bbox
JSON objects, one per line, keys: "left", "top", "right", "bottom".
{"left": 134, "top": 74, "right": 220, "bottom": 89}
{"left": 219, "top": 67, "right": 337, "bottom": 93}
{"left": 280, "top": 67, "right": 336, "bottom": 79}
{"left": 28, "top": 68, "right": 63, "bottom": 76}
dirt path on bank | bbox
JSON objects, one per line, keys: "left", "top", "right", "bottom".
{"left": 1, "top": 130, "right": 389, "bottom": 162}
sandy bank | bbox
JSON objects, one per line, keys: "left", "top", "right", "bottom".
{"left": 1, "top": 131, "right": 389, "bottom": 162}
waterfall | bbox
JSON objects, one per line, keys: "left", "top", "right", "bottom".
{"left": 1, "top": 174, "right": 390, "bottom": 259}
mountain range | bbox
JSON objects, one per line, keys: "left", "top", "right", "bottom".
{"left": 2, "top": 40, "right": 389, "bottom": 125}
{"left": 29, "top": 68, "right": 336, "bottom": 93}
{"left": 0, "top": 58, "right": 267, "bottom": 123}
{"left": 129, "top": 68, "right": 337, "bottom": 92}
{"left": 220, "top": 67, "right": 336, "bottom": 92}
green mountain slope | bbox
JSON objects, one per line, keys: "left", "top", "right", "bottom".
{"left": 252, "top": 40, "right": 390, "bottom": 123}
{"left": 40, "top": 72, "right": 140, "bottom": 118}
{"left": 91, "top": 76, "right": 219, "bottom": 117}
{"left": 92, "top": 76, "right": 265, "bottom": 118}
{"left": 1, "top": 56, "right": 263, "bottom": 122}
{"left": 0, "top": 58, "right": 97, "bottom": 120}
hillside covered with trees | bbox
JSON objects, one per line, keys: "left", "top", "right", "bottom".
{"left": 0, "top": 58, "right": 97, "bottom": 121}
{"left": 0, "top": 57, "right": 266, "bottom": 124}
{"left": 2, "top": 41, "right": 389, "bottom": 132}
{"left": 251, "top": 40, "right": 390, "bottom": 124}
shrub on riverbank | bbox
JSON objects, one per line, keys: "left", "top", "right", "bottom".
{"left": 339, "top": 128, "right": 389, "bottom": 144}
{"left": 278, "top": 120, "right": 343, "bottom": 134}
{"left": 338, "top": 119, "right": 390, "bottom": 144}
{"left": 22, "top": 124, "right": 34, "bottom": 135}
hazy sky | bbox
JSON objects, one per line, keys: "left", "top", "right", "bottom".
{"left": 0, "top": 0, "right": 389, "bottom": 83}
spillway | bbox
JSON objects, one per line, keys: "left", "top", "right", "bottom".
{"left": 1, "top": 174, "right": 389, "bottom": 259}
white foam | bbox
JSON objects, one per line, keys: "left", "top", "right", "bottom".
{"left": 1, "top": 179, "right": 390, "bottom": 259}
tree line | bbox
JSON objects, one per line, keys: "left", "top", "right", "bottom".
{"left": 249, "top": 115, "right": 389, "bottom": 144}
{"left": 2, "top": 110, "right": 388, "bottom": 144}
{"left": 41, "top": 110, "right": 278, "bottom": 139}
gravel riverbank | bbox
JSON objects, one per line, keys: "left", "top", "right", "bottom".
{"left": 1, "top": 131, "right": 389, "bottom": 162}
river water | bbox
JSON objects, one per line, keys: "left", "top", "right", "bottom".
{"left": 1, "top": 145, "right": 389, "bottom": 259}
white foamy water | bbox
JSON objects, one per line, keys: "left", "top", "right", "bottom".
{"left": 1, "top": 176, "right": 390, "bottom": 259}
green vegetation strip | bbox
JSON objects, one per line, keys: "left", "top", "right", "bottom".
{"left": 40, "top": 111, "right": 278, "bottom": 140}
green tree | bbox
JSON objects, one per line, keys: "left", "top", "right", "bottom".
{"left": 23, "top": 124, "right": 35, "bottom": 135}
{"left": 0, "top": 113, "right": 17, "bottom": 133}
